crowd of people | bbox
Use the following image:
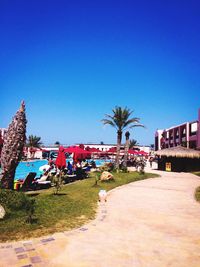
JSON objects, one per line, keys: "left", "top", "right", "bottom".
{"left": 38, "top": 159, "right": 97, "bottom": 182}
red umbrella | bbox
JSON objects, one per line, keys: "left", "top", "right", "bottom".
{"left": 65, "top": 146, "right": 91, "bottom": 161}
{"left": 55, "top": 146, "right": 67, "bottom": 169}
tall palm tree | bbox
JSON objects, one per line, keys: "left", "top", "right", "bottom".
{"left": 1, "top": 101, "right": 27, "bottom": 189}
{"left": 26, "top": 135, "right": 42, "bottom": 158}
{"left": 123, "top": 131, "right": 130, "bottom": 168}
{"left": 102, "top": 106, "right": 144, "bottom": 169}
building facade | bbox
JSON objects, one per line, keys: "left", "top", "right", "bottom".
{"left": 75, "top": 143, "right": 151, "bottom": 154}
{"left": 155, "top": 109, "right": 200, "bottom": 151}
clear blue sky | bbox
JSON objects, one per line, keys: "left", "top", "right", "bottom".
{"left": 1, "top": 0, "right": 200, "bottom": 146}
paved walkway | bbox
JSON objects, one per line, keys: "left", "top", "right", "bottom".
{"left": 1, "top": 166, "right": 200, "bottom": 267}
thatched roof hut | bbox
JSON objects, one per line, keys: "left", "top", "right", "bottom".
{"left": 155, "top": 146, "right": 200, "bottom": 172}
{"left": 156, "top": 146, "right": 200, "bottom": 159}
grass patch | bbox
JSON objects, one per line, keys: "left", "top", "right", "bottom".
{"left": 195, "top": 187, "right": 200, "bottom": 202}
{"left": 0, "top": 171, "right": 159, "bottom": 242}
{"left": 193, "top": 172, "right": 200, "bottom": 177}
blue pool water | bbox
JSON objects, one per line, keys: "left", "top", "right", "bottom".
{"left": 1, "top": 158, "right": 112, "bottom": 181}
{"left": 15, "top": 160, "right": 48, "bottom": 180}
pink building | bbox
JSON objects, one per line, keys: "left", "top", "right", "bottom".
{"left": 155, "top": 109, "right": 200, "bottom": 151}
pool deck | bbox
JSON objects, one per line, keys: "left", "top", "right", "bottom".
{"left": 1, "top": 164, "right": 200, "bottom": 267}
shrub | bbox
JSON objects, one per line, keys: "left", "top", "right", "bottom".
{"left": 24, "top": 198, "right": 36, "bottom": 223}
{"left": 99, "top": 162, "right": 114, "bottom": 172}
{"left": 0, "top": 189, "right": 36, "bottom": 223}
{"left": 0, "top": 189, "right": 28, "bottom": 211}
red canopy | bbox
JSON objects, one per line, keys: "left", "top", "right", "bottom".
{"left": 65, "top": 146, "right": 91, "bottom": 161}
{"left": 55, "top": 146, "right": 67, "bottom": 169}
{"left": 107, "top": 147, "right": 117, "bottom": 153}
{"left": 128, "top": 149, "right": 139, "bottom": 155}
{"left": 64, "top": 146, "right": 91, "bottom": 154}
{"left": 138, "top": 150, "right": 148, "bottom": 156}
{"left": 86, "top": 147, "right": 101, "bottom": 153}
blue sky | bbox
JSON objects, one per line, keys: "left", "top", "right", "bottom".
{"left": 1, "top": 0, "right": 200, "bottom": 146}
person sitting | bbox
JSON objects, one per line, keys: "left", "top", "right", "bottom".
{"left": 90, "top": 160, "right": 96, "bottom": 169}
{"left": 37, "top": 170, "right": 50, "bottom": 182}
{"left": 76, "top": 161, "right": 81, "bottom": 168}
{"left": 81, "top": 159, "right": 88, "bottom": 168}
{"left": 66, "top": 161, "right": 73, "bottom": 175}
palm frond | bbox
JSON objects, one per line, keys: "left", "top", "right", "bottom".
{"left": 123, "top": 118, "right": 141, "bottom": 128}
{"left": 101, "top": 119, "right": 116, "bottom": 128}
{"left": 129, "top": 124, "right": 145, "bottom": 129}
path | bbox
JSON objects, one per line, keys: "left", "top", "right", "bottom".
{"left": 1, "top": 166, "right": 200, "bottom": 267}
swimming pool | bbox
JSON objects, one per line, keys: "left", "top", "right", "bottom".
{"left": 15, "top": 160, "right": 48, "bottom": 180}
{"left": 0, "top": 158, "right": 112, "bottom": 180}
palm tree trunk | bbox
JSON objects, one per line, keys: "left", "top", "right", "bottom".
{"left": 115, "top": 130, "right": 122, "bottom": 169}
{"left": 123, "top": 131, "right": 130, "bottom": 168}
{"left": 1, "top": 102, "right": 27, "bottom": 189}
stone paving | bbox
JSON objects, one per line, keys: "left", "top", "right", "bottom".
{"left": 1, "top": 165, "right": 200, "bottom": 267}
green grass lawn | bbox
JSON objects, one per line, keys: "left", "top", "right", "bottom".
{"left": 195, "top": 187, "right": 200, "bottom": 202}
{"left": 193, "top": 172, "right": 200, "bottom": 177}
{"left": 0, "top": 171, "right": 159, "bottom": 242}
{"left": 193, "top": 173, "right": 200, "bottom": 203}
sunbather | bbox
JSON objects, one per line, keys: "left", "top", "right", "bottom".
{"left": 37, "top": 170, "right": 50, "bottom": 182}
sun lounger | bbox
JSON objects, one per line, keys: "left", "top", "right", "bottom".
{"left": 15, "top": 172, "right": 37, "bottom": 191}
{"left": 63, "top": 174, "right": 77, "bottom": 183}
{"left": 34, "top": 174, "right": 51, "bottom": 189}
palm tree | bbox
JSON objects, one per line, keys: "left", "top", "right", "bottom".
{"left": 129, "top": 139, "right": 139, "bottom": 149}
{"left": 55, "top": 141, "right": 60, "bottom": 146}
{"left": 123, "top": 131, "right": 130, "bottom": 168}
{"left": 1, "top": 101, "right": 27, "bottom": 189}
{"left": 26, "top": 135, "right": 42, "bottom": 158}
{"left": 102, "top": 106, "right": 144, "bottom": 169}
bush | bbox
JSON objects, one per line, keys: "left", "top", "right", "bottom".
{"left": 0, "top": 189, "right": 36, "bottom": 223}
{"left": 0, "top": 189, "right": 28, "bottom": 211}
{"left": 99, "top": 162, "right": 114, "bottom": 172}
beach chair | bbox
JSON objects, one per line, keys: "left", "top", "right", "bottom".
{"left": 16, "top": 172, "right": 37, "bottom": 191}
{"left": 34, "top": 172, "right": 52, "bottom": 190}
{"left": 63, "top": 174, "right": 77, "bottom": 183}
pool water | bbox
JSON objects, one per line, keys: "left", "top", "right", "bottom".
{"left": 15, "top": 160, "right": 48, "bottom": 180}
{"left": 1, "top": 158, "right": 112, "bottom": 181}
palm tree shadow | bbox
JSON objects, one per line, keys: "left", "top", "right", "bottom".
{"left": 53, "top": 193, "right": 68, "bottom": 196}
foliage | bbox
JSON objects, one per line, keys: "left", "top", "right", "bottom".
{"left": 195, "top": 186, "right": 200, "bottom": 202}
{"left": 55, "top": 141, "right": 60, "bottom": 146}
{"left": 129, "top": 139, "right": 139, "bottom": 148}
{"left": 102, "top": 106, "right": 144, "bottom": 169}
{"left": 24, "top": 198, "right": 36, "bottom": 223}
{"left": 1, "top": 102, "right": 27, "bottom": 189}
{"left": 193, "top": 172, "right": 200, "bottom": 177}
{"left": 0, "top": 171, "right": 159, "bottom": 241}
{"left": 92, "top": 172, "right": 101, "bottom": 187}
{"left": 26, "top": 135, "right": 42, "bottom": 148}
{"left": 52, "top": 174, "right": 64, "bottom": 195}
{"left": 135, "top": 158, "right": 146, "bottom": 174}
{"left": 99, "top": 162, "right": 114, "bottom": 172}
{"left": 0, "top": 189, "right": 27, "bottom": 211}
{"left": 118, "top": 165, "right": 128, "bottom": 173}
{"left": 0, "top": 189, "right": 36, "bottom": 223}
{"left": 102, "top": 106, "right": 144, "bottom": 133}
